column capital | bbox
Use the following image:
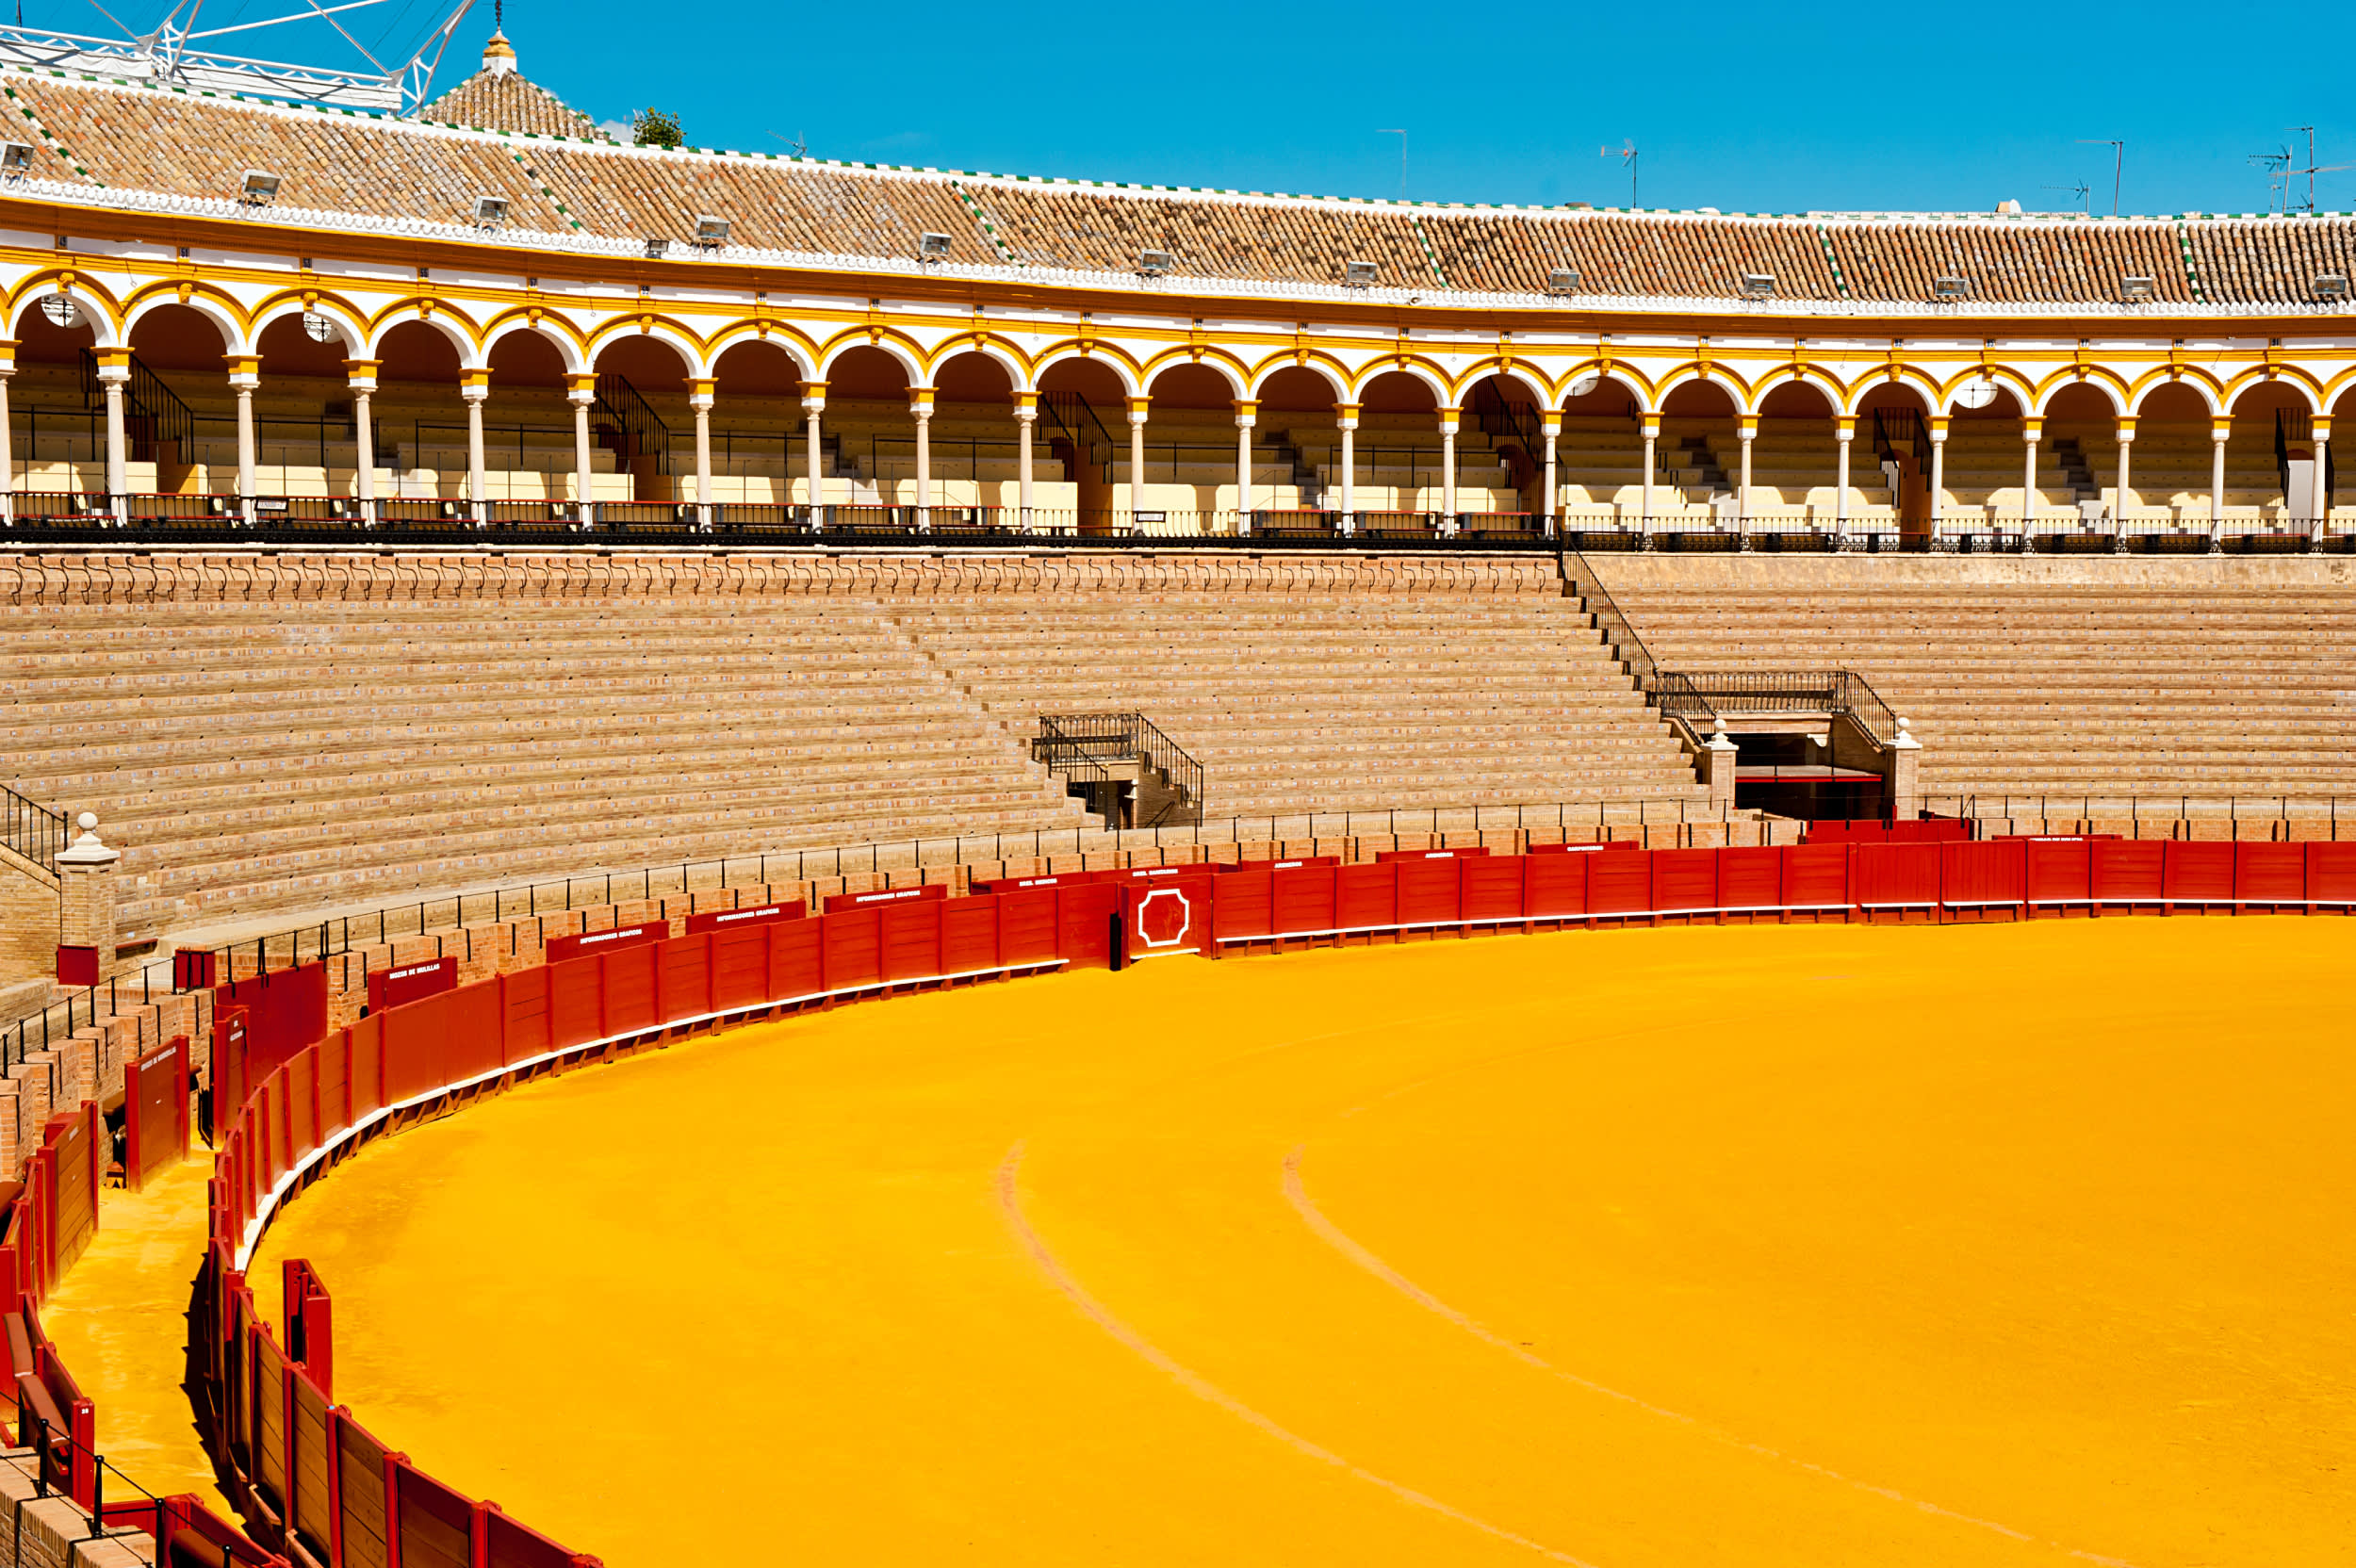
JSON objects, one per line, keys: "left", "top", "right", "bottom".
{"left": 223, "top": 352, "right": 260, "bottom": 385}
{"left": 0, "top": 336, "right": 18, "bottom": 375}
{"left": 2313, "top": 415, "right": 2333, "bottom": 439}
{"left": 1232, "top": 398, "right": 1258, "bottom": 421}
{"left": 459, "top": 367, "right": 492, "bottom": 390}
{"left": 1012, "top": 404, "right": 1038, "bottom": 426}
{"left": 1832, "top": 416, "right": 1856, "bottom": 439}
{"left": 1126, "top": 396, "right": 1151, "bottom": 425}
{"left": 1540, "top": 418, "right": 1561, "bottom": 438}
{"left": 908, "top": 386, "right": 936, "bottom": 414}
{"left": 1437, "top": 407, "right": 1461, "bottom": 433}
{"left": 343, "top": 357, "right": 381, "bottom": 392}
{"left": 565, "top": 371, "right": 597, "bottom": 398}
{"left": 801, "top": 394, "right": 826, "bottom": 416}
{"left": 1640, "top": 414, "right": 1662, "bottom": 437}
{"left": 2114, "top": 414, "right": 2137, "bottom": 439}
{"left": 1736, "top": 414, "right": 1759, "bottom": 437}
{"left": 2210, "top": 416, "right": 2233, "bottom": 440}
{"left": 1927, "top": 416, "right": 1950, "bottom": 440}
{"left": 799, "top": 379, "right": 828, "bottom": 399}
{"left": 1013, "top": 389, "right": 1039, "bottom": 411}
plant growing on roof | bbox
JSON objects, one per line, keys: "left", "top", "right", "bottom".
{"left": 631, "top": 108, "right": 683, "bottom": 150}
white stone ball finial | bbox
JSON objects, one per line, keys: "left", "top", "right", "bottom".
{"left": 76, "top": 811, "right": 97, "bottom": 832}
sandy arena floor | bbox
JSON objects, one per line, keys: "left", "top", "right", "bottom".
{"left": 244, "top": 919, "right": 2355, "bottom": 1566}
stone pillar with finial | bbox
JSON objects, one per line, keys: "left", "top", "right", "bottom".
{"left": 1700, "top": 717, "right": 1740, "bottom": 818}
{"left": 1888, "top": 715, "right": 1922, "bottom": 823}
{"left": 55, "top": 812, "right": 120, "bottom": 985}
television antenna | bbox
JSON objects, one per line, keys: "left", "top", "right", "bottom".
{"left": 1378, "top": 128, "right": 1406, "bottom": 201}
{"left": 2282, "top": 126, "right": 2352, "bottom": 213}
{"left": 0, "top": 0, "right": 477, "bottom": 115}
{"left": 2075, "top": 139, "right": 2124, "bottom": 215}
{"left": 1601, "top": 139, "right": 1637, "bottom": 206}
{"left": 2042, "top": 178, "right": 2091, "bottom": 214}
{"left": 768, "top": 129, "right": 808, "bottom": 158}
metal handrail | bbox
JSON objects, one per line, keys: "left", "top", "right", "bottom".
{"left": 1038, "top": 390, "right": 1115, "bottom": 482}
{"left": 1, "top": 782, "right": 69, "bottom": 878}
{"left": 79, "top": 349, "right": 195, "bottom": 467}
{"left": 593, "top": 373, "right": 672, "bottom": 477}
{"left": 1561, "top": 547, "right": 1673, "bottom": 696}
{"left": 1651, "top": 668, "right": 1899, "bottom": 746}
{"left": 1033, "top": 711, "right": 1206, "bottom": 826}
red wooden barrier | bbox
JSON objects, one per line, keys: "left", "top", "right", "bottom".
{"left": 2090, "top": 841, "right": 2164, "bottom": 905}
{"left": 880, "top": 901, "right": 944, "bottom": 983}
{"left": 1650, "top": 849, "right": 1717, "bottom": 914}
{"left": 1460, "top": 856, "right": 1526, "bottom": 923}
{"left": 1335, "top": 861, "right": 1399, "bottom": 929}
{"left": 1523, "top": 851, "right": 1586, "bottom": 918}
{"left": 1126, "top": 878, "right": 1209, "bottom": 955}
{"left": 769, "top": 916, "right": 825, "bottom": 999}
{"left": 2162, "top": 841, "right": 2235, "bottom": 906}
{"left": 601, "top": 943, "right": 660, "bottom": 1036}
{"left": 1396, "top": 856, "right": 1462, "bottom": 925}
{"left": 684, "top": 900, "right": 805, "bottom": 935}
{"left": 1272, "top": 863, "right": 1338, "bottom": 934}
{"left": 365, "top": 956, "right": 456, "bottom": 1014}
{"left": 1717, "top": 846, "right": 1783, "bottom": 910}
{"left": 123, "top": 1036, "right": 190, "bottom": 1192}
{"left": 2233, "top": 843, "right": 2307, "bottom": 906}
{"left": 998, "top": 888, "right": 1060, "bottom": 967}
{"left": 1057, "top": 883, "right": 1119, "bottom": 969}
{"left": 1587, "top": 849, "right": 1651, "bottom": 916}
{"left": 1212, "top": 868, "right": 1274, "bottom": 942}
{"left": 1941, "top": 841, "right": 2025, "bottom": 908}
{"left": 1377, "top": 845, "right": 1491, "bottom": 861}
{"left": 2024, "top": 838, "right": 2094, "bottom": 906}
{"left": 941, "top": 893, "right": 1004, "bottom": 973}
{"left": 822, "top": 908, "right": 884, "bottom": 990}
{"left": 543, "top": 923, "right": 663, "bottom": 965}
{"left": 656, "top": 934, "right": 714, "bottom": 1021}
{"left": 2311, "top": 842, "right": 2356, "bottom": 906}
{"left": 501, "top": 968, "right": 553, "bottom": 1063}
{"left": 710, "top": 924, "right": 773, "bottom": 1012}
{"left": 826, "top": 882, "right": 949, "bottom": 912}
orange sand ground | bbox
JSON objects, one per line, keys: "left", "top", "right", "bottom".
{"left": 182, "top": 921, "right": 2356, "bottom": 1562}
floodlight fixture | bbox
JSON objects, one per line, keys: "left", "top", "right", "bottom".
{"left": 1739, "top": 271, "right": 1775, "bottom": 299}
{"left": 0, "top": 142, "right": 32, "bottom": 175}
{"left": 1546, "top": 268, "right": 1581, "bottom": 295}
{"left": 695, "top": 214, "right": 731, "bottom": 248}
{"left": 473, "top": 195, "right": 509, "bottom": 229}
{"left": 644, "top": 237, "right": 668, "bottom": 258}
{"left": 1343, "top": 259, "right": 1377, "bottom": 287}
{"left": 1137, "top": 249, "right": 1173, "bottom": 277}
{"left": 240, "top": 169, "right": 282, "bottom": 204}
{"left": 919, "top": 231, "right": 954, "bottom": 259}
{"left": 2313, "top": 272, "right": 2350, "bottom": 301}
{"left": 1933, "top": 275, "right": 1970, "bottom": 300}
{"left": 2119, "top": 274, "right": 2156, "bottom": 303}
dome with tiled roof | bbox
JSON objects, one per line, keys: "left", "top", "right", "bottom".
{"left": 417, "top": 31, "right": 611, "bottom": 141}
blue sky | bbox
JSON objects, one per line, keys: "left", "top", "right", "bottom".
{"left": 60, "top": 0, "right": 2356, "bottom": 216}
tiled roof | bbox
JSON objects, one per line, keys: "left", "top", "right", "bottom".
{"left": 9, "top": 68, "right": 2356, "bottom": 311}
{"left": 418, "top": 66, "right": 609, "bottom": 141}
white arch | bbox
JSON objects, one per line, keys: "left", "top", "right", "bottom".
{"left": 583, "top": 320, "right": 707, "bottom": 378}
{"left": 1031, "top": 346, "right": 1142, "bottom": 398}
{"left": 818, "top": 336, "right": 922, "bottom": 387}
{"left": 1742, "top": 369, "right": 1842, "bottom": 418}
{"left": 123, "top": 293, "right": 243, "bottom": 356}
{"left": 1554, "top": 366, "right": 1651, "bottom": 416}
{"left": 1651, "top": 366, "right": 1744, "bottom": 414}
{"left": 1463, "top": 365, "right": 1547, "bottom": 412}
{"left": 2222, "top": 376, "right": 2320, "bottom": 416}
{"left": 1839, "top": 368, "right": 1942, "bottom": 418}
{"left": 2033, "top": 373, "right": 2126, "bottom": 418}
{"left": 11, "top": 284, "right": 119, "bottom": 347}
{"left": 481, "top": 317, "right": 587, "bottom": 375}
{"left": 711, "top": 333, "right": 816, "bottom": 384}
{"left": 243, "top": 297, "right": 366, "bottom": 358}
{"left": 1144, "top": 356, "right": 1246, "bottom": 400}
{"left": 1350, "top": 361, "right": 1451, "bottom": 405}
{"left": 925, "top": 340, "right": 1024, "bottom": 394}
{"left": 1246, "top": 359, "right": 1345, "bottom": 401}
{"left": 365, "top": 312, "right": 475, "bottom": 364}
{"left": 2127, "top": 375, "right": 2221, "bottom": 418}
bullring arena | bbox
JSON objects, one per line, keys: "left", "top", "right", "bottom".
{"left": 0, "top": 19, "right": 2351, "bottom": 1568}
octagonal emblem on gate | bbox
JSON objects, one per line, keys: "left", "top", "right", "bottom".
{"left": 1135, "top": 887, "right": 1193, "bottom": 949}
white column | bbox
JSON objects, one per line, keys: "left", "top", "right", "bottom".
{"left": 1126, "top": 397, "right": 1149, "bottom": 522}
{"left": 2209, "top": 418, "right": 2230, "bottom": 533}
{"left": 1833, "top": 421, "right": 1852, "bottom": 537}
{"left": 802, "top": 384, "right": 826, "bottom": 524}
{"left": 1234, "top": 399, "right": 1256, "bottom": 533}
{"left": 1640, "top": 416, "right": 1659, "bottom": 534}
{"left": 689, "top": 377, "right": 714, "bottom": 530}
{"left": 567, "top": 374, "right": 597, "bottom": 527}
{"left": 0, "top": 356, "right": 14, "bottom": 522}
{"left": 347, "top": 362, "right": 378, "bottom": 525}
{"left": 1736, "top": 417, "right": 1756, "bottom": 530}
{"left": 910, "top": 393, "right": 933, "bottom": 528}
{"left": 1336, "top": 402, "right": 1358, "bottom": 533}
{"left": 460, "top": 373, "right": 490, "bottom": 525}
{"left": 2312, "top": 417, "right": 2334, "bottom": 543}
{"left": 1928, "top": 421, "right": 1947, "bottom": 528}
{"left": 1014, "top": 397, "right": 1036, "bottom": 531}
{"left": 97, "top": 356, "right": 129, "bottom": 514}
{"left": 2114, "top": 416, "right": 2135, "bottom": 531}
{"left": 2021, "top": 417, "right": 2042, "bottom": 531}
{"left": 228, "top": 354, "right": 260, "bottom": 522}
{"left": 1439, "top": 408, "right": 1459, "bottom": 526}
{"left": 1541, "top": 419, "right": 1560, "bottom": 536}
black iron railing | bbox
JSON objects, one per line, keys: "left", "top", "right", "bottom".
{"left": 1655, "top": 669, "right": 1899, "bottom": 746}
{"left": 1033, "top": 712, "right": 1205, "bottom": 826}
{"left": 1, "top": 782, "right": 68, "bottom": 879}
{"left": 594, "top": 373, "right": 672, "bottom": 476}
{"left": 79, "top": 349, "right": 195, "bottom": 466}
{"left": 1039, "top": 390, "right": 1115, "bottom": 482}
{"left": 1561, "top": 547, "right": 1673, "bottom": 696}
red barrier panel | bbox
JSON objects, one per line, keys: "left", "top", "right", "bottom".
{"left": 543, "top": 923, "right": 663, "bottom": 965}
{"left": 2311, "top": 842, "right": 2356, "bottom": 905}
{"left": 1396, "top": 857, "right": 1463, "bottom": 924}
{"left": 684, "top": 900, "right": 805, "bottom": 935}
{"left": 655, "top": 934, "right": 713, "bottom": 1021}
{"left": 485, "top": 1505, "right": 581, "bottom": 1568}
{"left": 1127, "top": 880, "right": 1208, "bottom": 955}
{"left": 348, "top": 1013, "right": 384, "bottom": 1124}
{"left": 1651, "top": 849, "right": 1718, "bottom": 913}
{"left": 1530, "top": 840, "right": 1639, "bottom": 854}
{"left": 316, "top": 1028, "right": 352, "bottom": 1141}
{"left": 823, "top": 909, "right": 884, "bottom": 991}
{"left": 826, "top": 882, "right": 949, "bottom": 913}
{"left": 2024, "top": 838, "right": 2093, "bottom": 906}
{"left": 393, "top": 1459, "right": 475, "bottom": 1568}
{"left": 768, "top": 916, "right": 825, "bottom": 999}
{"left": 1334, "top": 861, "right": 1399, "bottom": 929}
{"left": 1941, "top": 841, "right": 2025, "bottom": 907}
{"left": 2235, "top": 842, "right": 2308, "bottom": 904}
{"left": 1378, "top": 846, "right": 1491, "bottom": 862}
{"left": 999, "top": 888, "right": 1061, "bottom": 966}
{"left": 546, "top": 957, "right": 603, "bottom": 1051}
{"left": 1272, "top": 863, "right": 1338, "bottom": 934}
{"left": 711, "top": 925, "right": 772, "bottom": 1012}
{"left": 123, "top": 1037, "right": 190, "bottom": 1192}
{"left": 1854, "top": 842, "right": 1939, "bottom": 908}
{"left": 365, "top": 955, "right": 456, "bottom": 1014}
{"left": 1213, "top": 868, "right": 1274, "bottom": 941}
{"left": 500, "top": 967, "right": 551, "bottom": 1063}
{"left": 602, "top": 942, "right": 660, "bottom": 1036}
{"left": 1718, "top": 846, "right": 1783, "bottom": 910}
{"left": 382, "top": 983, "right": 503, "bottom": 1105}
{"left": 1890, "top": 819, "right": 1973, "bottom": 843}
{"left": 881, "top": 901, "right": 945, "bottom": 982}
{"left": 2090, "top": 841, "right": 2164, "bottom": 904}
{"left": 973, "top": 872, "right": 1100, "bottom": 893}
{"left": 1460, "top": 857, "right": 1526, "bottom": 923}
{"left": 1216, "top": 855, "right": 1340, "bottom": 874}
{"left": 1587, "top": 849, "right": 1652, "bottom": 916}
{"left": 1523, "top": 850, "right": 1587, "bottom": 917}
{"left": 286, "top": 1048, "right": 319, "bottom": 1168}
{"left": 1057, "top": 883, "right": 1119, "bottom": 969}
{"left": 41, "top": 1103, "right": 99, "bottom": 1286}
{"left": 941, "top": 894, "right": 1003, "bottom": 972}
{"left": 211, "top": 1006, "right": 249, "bottom": 1138}
{"left": 2162, "top": 841, "right": 2235, "bottom": 904}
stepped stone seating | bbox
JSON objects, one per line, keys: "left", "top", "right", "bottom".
{"left": 0, "top": 585, "right": 1093, "bottom": 929}
{"left": 1593, "top": 555, "right": 2356, "bottom": 804}
{"left": 889, "top": 578, "right": 1705, "bottom": 814}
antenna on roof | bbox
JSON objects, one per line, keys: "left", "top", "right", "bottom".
{"left": 1378, "top": 128, "right": 1405, "bottom": 200}
{"left": 2042, "top": 179, "right": 2091, "bottom": 215}
{"left": 4, "top": 0, "right": 476, "bottom": 115}
{"left": 2283, "top": 126, "right": 2353, "bottom": 214}
{"left": 2074, "top": 139, "right": 2123, "bottom": 216}
{"left": 2248, "top": 142, "right": 2293, "bottom": 213}
{"left": 1602, "top": 139, "right": 1637, "bottom": 206}
{"left": 768, "top": 129, "right": 809, "bottom": 158}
